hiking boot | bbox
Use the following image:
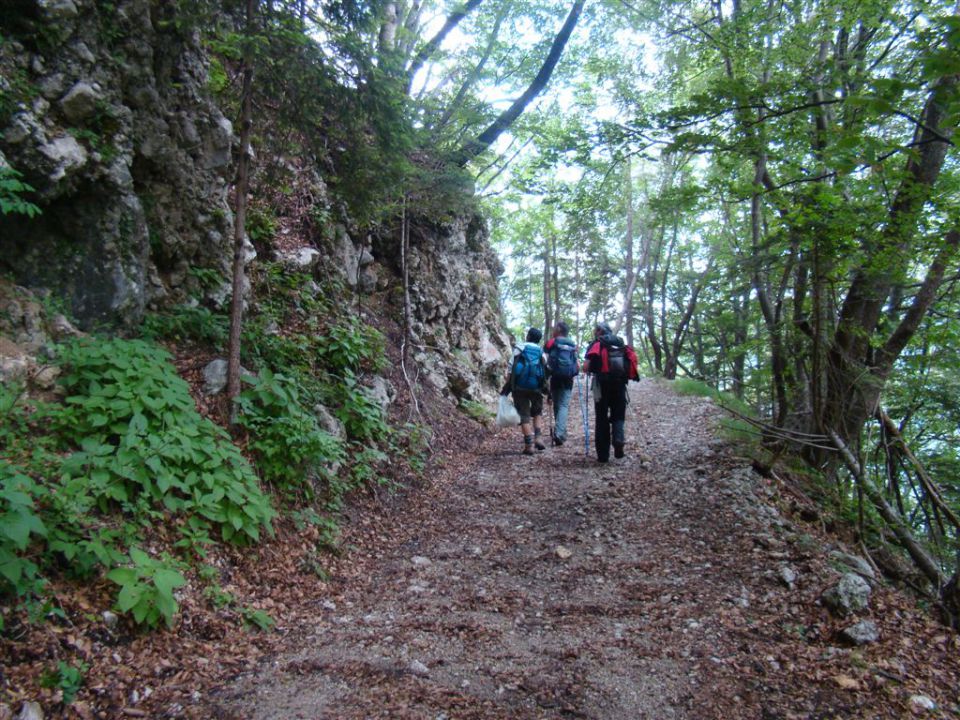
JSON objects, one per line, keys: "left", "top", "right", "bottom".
{"left": 522, "top": 445, "right": 535, "bottom": 456}
{"left": 597, "top": 456, "right": 609, "bottom": 463}
{"left": 614, "top": 444, "right": 625, "bottom": 459}
{"left": 534, "top": 439, "right": 547, "bottom": 451}
{"left": 554, "top": 436, "right": 565, "bottom": 446}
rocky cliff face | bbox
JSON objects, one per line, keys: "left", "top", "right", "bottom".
{"left": 0, "top": 0, "right": 509, "bottom": 397}
{"left": 1, "top": 0, "right": 237, "bottom": 329}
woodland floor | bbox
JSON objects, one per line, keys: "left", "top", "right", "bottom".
{"left": 208, "top": 379, "right": 960, "bottom": 720}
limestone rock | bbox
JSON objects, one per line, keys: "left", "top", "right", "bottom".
{"left": 202, "top": 359, "right": 252, "bottom": 396}
{"left": 15, "top": 702, "right": 43, "bottom": 720}
{"left": 278, "top": 247, "right": 321, "bottom": 271}
{"left": 908, "top": 695, "right": 936, "bottom": 713}
{"left": 822, "top": 573, "right": 872, "bottom": 616}
{"left": 38, "top": 0, "right": 78, "bottom": 19}
{"left": 38, "top": 134, "right": 87, "bottom": 183}
{"left": 778, "top": 565, "right": 797, "bottom": 590}
{"left": 840, "top": 619, "right": 879, "bottom": 645}
{"left": 50, "top": 314, "right": 82, "bottom": 341}
{"left": 314, "top": 404, "right": 345, "bottom": 439}
{"left": 363, "top": 376, "right": 395, "bottom": 416}
{"left": 59, "top": 82, "right": 100, "bottom": 123}
{"left": 408, "top": 660, "right": 429, "bottom": 676}
{"left": 829, "top": 551, "right": 876, "bottom": 582}
{"left": 0, "top": 338, "right": 30, "bottom": 384}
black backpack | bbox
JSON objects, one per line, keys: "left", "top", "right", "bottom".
{"left": 602, "top": 338, "right": 628, "bottom": 379}
{"left": 548, "top": 337, "right": 578, "bottom": 378}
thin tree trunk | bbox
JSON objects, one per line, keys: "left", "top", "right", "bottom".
{"left": 432, "top": 7, "right": 505, "bottom": 133}
{"left": 623, "top": 158, "right": 635, "bottom": 346}
{"left": 543, "top": 246, "right": 552, "bottom": 340}
{"left": 551, "top": 234, "right": 560, "bottom": 326}
{"left": 226, "top": 0, "right": 257, "bottom": 409}
{"left": 456, "top": 0, "right": 585, "bottom": 165}
{"left": 407, "top": 0, "right": 484, "bottom": 92}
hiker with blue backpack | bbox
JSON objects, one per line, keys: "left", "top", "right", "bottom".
{"left": 544, "top": 321, "right": 579, "bottom": 446}
{"left": 500, "top": 327, "right": 550, "bottom": 455}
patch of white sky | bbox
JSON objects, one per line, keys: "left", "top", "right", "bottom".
{"left": 410, "top": 4, "right": 667, "bottom": 333}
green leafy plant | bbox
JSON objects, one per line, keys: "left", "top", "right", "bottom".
{"left": 57, "top": 338, "right": 276, "bottom": 543}
{"left": 236, "top": 369, "right": 345, "bottom": 498}
{"left": 106, "top": 548, "right": 186, "bottom": 628}
{"left": 40, "top": 660, "right": 89, "bottom": 705}
{"left": 239, "top": 606, "right": 275, "bottom": 631}
{"left": 0, "top": 463, "right": 47, "bottom": 601}
{"left": 316, "top": 318, "right": 387, "bottom": 376}
{"left": 0, "top": 166, "right": 41, "bottom": 218}
{"left": 459, "top": 398, "right": 494, "bottom": 425}
{"left": 142, "top": 304, "right": 228, "bottom": 346}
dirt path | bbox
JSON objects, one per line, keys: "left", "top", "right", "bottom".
{"left": 212, "top": 379, "right": 958, "bottom": 719}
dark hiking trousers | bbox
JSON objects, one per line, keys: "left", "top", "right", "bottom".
{"left": 594, "top": 377, "right": 627, "bottom": 461}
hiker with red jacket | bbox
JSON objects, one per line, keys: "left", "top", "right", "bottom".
{"left": 544, "top": 321, "right": 578, "bottom": 446}
{"left": 584, "top": 321, "right": 638, "bottom": 462}
{"left": 500, "top": 327, "right": 550, "bottom": 455}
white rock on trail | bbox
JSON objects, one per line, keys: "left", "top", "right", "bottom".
{"left": 411, "top": 556, "right": 431, "bottom": 567}
{"left": 840, "top": 619, "right": 879, "bottom": 646}
{"left": 16, "top": 702, "right": 43, "bottom": 720}
{"left": 822, "top": 573, "right": 871, "bottom": 616}
{"left": 908, "top": 695, "right": 936, "bottom": 712}
{"left": 408, "top": 660, "right": 430, "bottom": 676}
{"left": 555, "top": 546, "right": 573, "bottom": 560}
{"left": 829, "top": 550, "right": 876, "bottom": 582}
{"left": 778, "top": 565, "right": 798, "bottom": 589}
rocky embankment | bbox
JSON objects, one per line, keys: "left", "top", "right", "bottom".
{"left": 0, "top": 0, "right": 509, "bottom": 401}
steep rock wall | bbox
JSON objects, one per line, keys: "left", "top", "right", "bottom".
{"left": 0, "top": 0, "right": 510, "bottom": 397}
{"left": 0, "top": 0, "right": 237, "bottom": 329}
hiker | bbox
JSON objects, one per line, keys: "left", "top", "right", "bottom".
{"left": 584, "top": 321, "right": 638, "bottom": 462}
{"left": 500, "top": 327, "right": 550, "bottom": 455}
{"left": 544, "top": 321, "right": 579, "bottom": 446}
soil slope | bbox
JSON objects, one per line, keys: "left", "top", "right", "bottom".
{"left": 212, "top": 379, "right": 959, "bottom": 719}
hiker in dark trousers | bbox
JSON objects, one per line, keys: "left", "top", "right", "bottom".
{"left": 544, "top": 321, "right": 578, "bottom": 446}
{"left": 501, "top": 327, "right": 549, "bottom": 455}
{"left": 585, "top": 321, "right": 629, "bottom": 463}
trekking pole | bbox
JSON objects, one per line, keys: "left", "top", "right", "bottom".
{"left": 575, "top": 374, "right": 587, "bottom": 456}
{"left": 583, "top": 380, "right": 590, "bottom": 455}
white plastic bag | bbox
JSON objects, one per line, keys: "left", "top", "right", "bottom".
{"left": 495, "top": 395, "right": 521, "bottom": 428}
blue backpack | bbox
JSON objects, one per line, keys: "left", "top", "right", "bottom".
{"left": 548, "top": 337, "right": 578, "bottom": 378}
{"left": 513, "top": 343, "right": 545, "bottom": 391}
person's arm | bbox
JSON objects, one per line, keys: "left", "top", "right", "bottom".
{"left": 584, "top": 341, "right": 600, "bottom": 374}
{"left": 501, "top": 352, "right": 517, "bottom": 395}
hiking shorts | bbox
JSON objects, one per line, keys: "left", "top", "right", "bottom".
{"left": 512, "top": 389, "right": 543, "bottom": 423}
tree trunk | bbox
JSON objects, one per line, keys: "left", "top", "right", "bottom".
{"left": 542, "top": 246, "right": 552, "bottom": 340}
{"left": 623, "top": 158, "right": 635, "bottom": 345}
{"left": 407, "top": 0, "right": 484, "bottom": 92}
{"left": 226, "top": 0, "right": 257, "bottom": 410}
{"left": 818, "top": 77, "right": 958, "bottom": 454}
{"left": 432, "top": 7, "right": 505, "bottom": 134}
{"left": 378, "top": 2, "right": 398, "bottom": 54}
{"left": 551, "top": 234, "right": 561, "bottom": 326}
{"left": 456, "top": 0, "right": 585, "bottom": 165}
